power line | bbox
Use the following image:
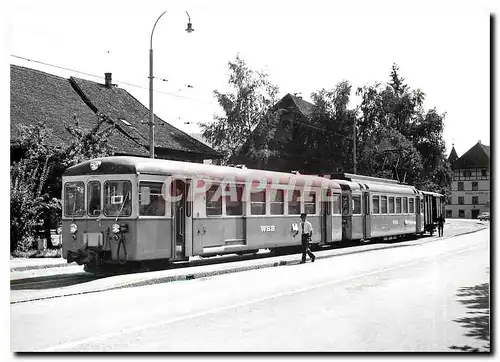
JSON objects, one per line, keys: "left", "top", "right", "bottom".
{"left": 10, "top": 54, "right": 219, "bottom": 106}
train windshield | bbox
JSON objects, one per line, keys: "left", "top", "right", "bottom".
{"left": 104, "top": 181, "right": 132, "bottom": 217}
{"left": 64, "top": 181, "right": 85, "bottom": 217}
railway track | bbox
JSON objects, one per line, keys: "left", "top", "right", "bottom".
{"left": 10, "top": 273, "right": 107, "bottom": 290}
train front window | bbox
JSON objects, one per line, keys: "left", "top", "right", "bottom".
{"left": 87, "top": 181, "right": 101, "bottom": 216}
{"left": 104, "top": 181, "right": 132, "bottom": 217}
{"left": 64, "top": 181, "right": 85, "bottom": 217}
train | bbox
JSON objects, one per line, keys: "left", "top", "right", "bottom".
{"left": 60, "top": 156, "right": 445, "bottom": 272}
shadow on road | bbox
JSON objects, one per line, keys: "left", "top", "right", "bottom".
{"left": 449, "top": 280, "right": 490, "bottom": 352}
{"left": 10, "top": 274, "right": 106, "bottom": 290}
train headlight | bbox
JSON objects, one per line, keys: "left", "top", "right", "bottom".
{"left": 57, "top": 226, "right": 63, "bottom": 234}
{"left": 112, "top": 223, "right": 121, "bottom": 234}
{"left": 111, "top": 223, "right": 128, "bottom": 234}
{"left": 70, "top": 223, "right": 78, "bottom": 234}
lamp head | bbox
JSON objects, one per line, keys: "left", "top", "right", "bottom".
{"left": 185, "top": 22, "right": 194, "bottom": 33}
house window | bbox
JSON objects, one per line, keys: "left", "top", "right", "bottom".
{"left": 481, "top": 169, "right": 487, "bottom": 177}
{"left": 372, "top": 195, "right": 380, "bottom": 214}
{"left": 447, "top": 196, "right": 452, "bottom": 205}
{"left": 458, "top": 197, "right": 464, "bottom": 205}
{"left": 459, "top": 209, "right": 465, "bottom": 218}
{"left": 472, "top": 196, "right": 479, "bottom": 205}
{"left": 446, "top": 210, "right": 452, "bottom": 218}
{"left": 472, "top": 182, "right": 478, "bottom": 191}
{"left": 458, "top": 182, "right": 464, "bottom": 191}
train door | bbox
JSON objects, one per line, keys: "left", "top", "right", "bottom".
{"left": 171, "top": 179, "right": 188, "bottom": 261}
{"left": 341, "top": 192, "right": 351, "bottom": 241}
{"left": 416, "top": 195, "right": 423, "bottom": 233}
{"left": 362, "top": 192, "right": 371, "bottom": 240}
{"left": 321, "top": 190, "right": 332, "bottom": 243}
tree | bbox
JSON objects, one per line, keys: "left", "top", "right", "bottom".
{"left": 355, "top": 64, "right": 451, "bottom": 191}
{"left": 201, "top": 54, "right": 280, "bottom": 165}
{"left": 10, "top": 114, "right": 116, "bottom": 252}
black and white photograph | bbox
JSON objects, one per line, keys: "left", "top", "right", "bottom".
{"left": 7, "top": 0, "right": 492, "bottom": 354}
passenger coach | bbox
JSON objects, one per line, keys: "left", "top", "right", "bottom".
{"left": 61, "top": 157, "right": 343, "bottom": 271}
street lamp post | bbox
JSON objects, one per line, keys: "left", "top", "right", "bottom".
{"left": 149, "top": 11, "right": 194, "bottom": 158}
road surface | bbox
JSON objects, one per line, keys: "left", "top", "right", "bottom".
{"left": 11, "top": 226, "right": 490, "bottom": 352}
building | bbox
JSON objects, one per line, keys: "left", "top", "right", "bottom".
{"left": 10, "top": 65, "right": 220, "bottom": 162}
{"left": 230, "top": 93, "right": 318, "bottom": 171}
{"left": 445, "top": 141, "right": 490, "bottom": 219}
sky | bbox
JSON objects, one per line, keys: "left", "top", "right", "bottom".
{"left": 2, "top": 0, "right": 495, "bottom": 158}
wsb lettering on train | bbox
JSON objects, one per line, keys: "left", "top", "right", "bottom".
{"left": 260, "top": 225, "right": 276, "bottom": 232}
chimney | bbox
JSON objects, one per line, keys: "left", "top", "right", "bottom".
{"left": 478, "top": 140, "right": 481, "bottom": 145}
{"left": 104, "top": 73, "right": 112, "bottom": 88}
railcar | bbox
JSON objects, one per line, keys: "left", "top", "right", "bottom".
{"left": 328, "top": 173, "right": 425, "bottom": 242}
{"left": 61, "top": 156, "right": 343, "bottom": 272}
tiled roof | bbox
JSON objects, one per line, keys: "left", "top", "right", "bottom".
{"left": 452, "top": 141, "right": 490, "bottom": 169}
{"left": 10, "top": 65, "right": 148, "bottom": 156}
{"left": 10, "top": 65, "right": 220, "bottom": 159}
{"left": 70, "top": 77, "right": 220, "bottom": 157}
{"left": 274, "top": 93, "right": 316, "bottom": 118}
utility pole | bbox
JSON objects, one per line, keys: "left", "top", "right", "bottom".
{"left": 353, "top": 118, "right": 356, "bottom": 174}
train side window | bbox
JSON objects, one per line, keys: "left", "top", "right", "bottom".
{"left": 288, "top": 189, "right": 301, "bottom": 215}
{"left": 380, "top": 196, "right": 388, "bottom": 214}
{"left": 225, "top": 184, "right": 243, "bottom": 216}
{"left": 403, "top": 197, "right": 408, "bottom": 213}
{"left": 250, "top": 190, "right": 266, "bottom": 215}
{"left": 304, "top": 190, "right": 316, "bottom": 215}
{"left": 396, "top": 197, "right": 402, "bottom": 214}
{"left": 420, "top": 200, "right": 424, "bottom": 213}
{"left": 352, "top": 195, "right": 361, "bottom": 215}
{"left": 372, "top": 195, "right": 380, "bottom": 214}
{"left": 139, "top": 181, "right": 165, "bottom": 216}
{"left": 388, "top": 197, "right": 395, "bottom": 214}
{"left": 332, "top": 194, "right": 341, "bottom": 215}
{"left": 341, "top": 194, "right": 350, "bottom": 216}
{"left": 206, "top": 184, "right": 222, "bottom": 216}
{"left": 270, "top": 189, "right": 285, "bottom": 215}
{"left": 409, "top": 198, "right": 415, "bottom": 213}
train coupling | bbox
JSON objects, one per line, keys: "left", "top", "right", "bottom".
{"left": 67, "top": 248, "right": 110, "bottom": 266}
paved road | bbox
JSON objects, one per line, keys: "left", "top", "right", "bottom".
{"left": 11, "top": 226, "right": 490, "bottom": 352}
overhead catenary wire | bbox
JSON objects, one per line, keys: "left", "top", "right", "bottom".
{"left": 10, "top": 54, "right": 218, "bottom": 106}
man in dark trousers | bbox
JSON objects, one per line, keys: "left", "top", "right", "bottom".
{"left": 299, "top": 213, "right": 316, "bottom": 264}
{"left": 437, "top": 215, "right": 445, "bottom": 237}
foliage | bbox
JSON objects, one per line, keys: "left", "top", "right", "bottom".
{"left": 10, "top": 114, "right": 115, "bottom": 253}
{"left": 201, "top": 54, "right": 280, "bottom": 165}
{"left": 355, "top": 64, "right": 451, "bottom": 191}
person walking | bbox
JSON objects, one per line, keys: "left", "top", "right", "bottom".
{"left": 437, "top": 215, "right": 445, "bottom": 237}
{"left": 299, "top": 213, "right": 316, "bottom": 263}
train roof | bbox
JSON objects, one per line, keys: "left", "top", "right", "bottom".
{"left": 420, "top": 190, "right": 444, "bottom": 197}
{"left": 63, "top": 156, "right": 342, "bottom": 190}
{"left": 330, "top": 172, "right": 406, "bottom": 185}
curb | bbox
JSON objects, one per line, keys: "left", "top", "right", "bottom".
{"left": 11, "top": 226, "right": 487, "bottom": 304}
{"left": 10, "top": 262, "right": 75, "bottom": 273}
